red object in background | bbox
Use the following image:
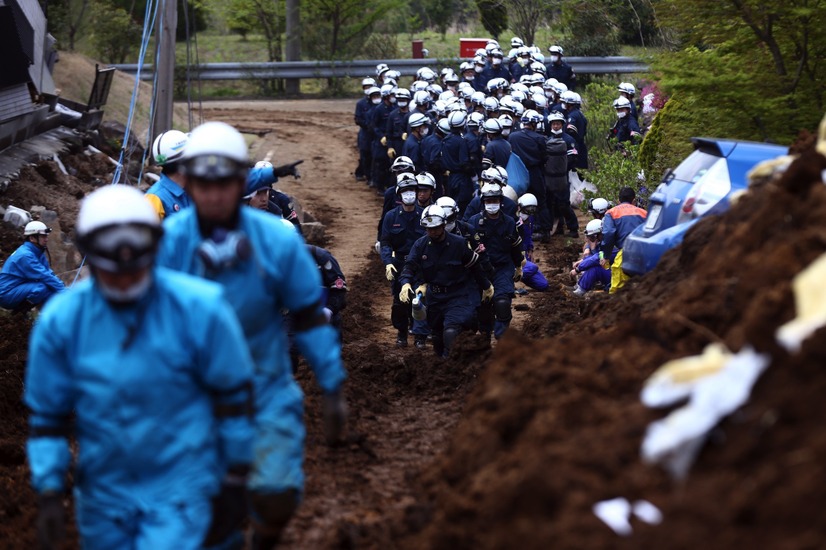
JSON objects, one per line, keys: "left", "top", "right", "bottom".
{"left": 460, "top": 38, "right": 489, "bottom": 58}
{"left": 412, "top": 40, "right": 424, "bottom": 59}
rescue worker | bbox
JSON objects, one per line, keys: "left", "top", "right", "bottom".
{"left": 607, "top": 97, "right": 642, "bottom": 146}
{"left": 483, "top": 118, "right": 512, "bottom": 168}
{"left": 545, "top": 111, "right": 579, "bottom": 238}
{"left": 441, "top": 111, "right": 475, "bottom": 214}
{"left": 307, "top": 243, "right": 347, "bottom": 335}
{"left": 617, "top": 82, "right": 639, "bottom": 121}
{"left": 380, "top": 173, "right": 425, "bottom": 347}
{"left": 589, "top": 197, "right": 609, "bottom": 219}
{"left": 562, "top": 91, "right": 589, "bottom": 171}
{"left": 517, "top": 193, "right": 537, "bottom": 262}
{"left": 423, "top": 118, "right": 449, "bottom": 198}
{"left": 402, "top": 112, "right": 430, "bottom": 172}
{"left": 376, "top": 160, "right": 417, "bottom": 251}
{"left": 246, "top": 160, "right": 304, "bottom": 232}
{"left": 386, "top": 88, "right": 412, "bottom": 161}
{"left": 355, "top": 84, "right": 380, "bottom": 182}
{"left": 571, "top": 219, "right": 612, "bottom": 295}
{"left": 145, "top": 129, "right": 191, "bottom": 220}
{"left": 400, "top": 205, "right": 494, "bottom": 357}
{"left": 371, "top": 84, "right": 396, "bottom": 190}
{"left": 460, "top": 61, "right": 484, "bottom": 93}
{"left": 26, "top": 185, "right": 255, "bottom": 549}
{"left": 481, "top": 49, "right": 511, "bottom": 88}
{"left": 600, "top": 186, "right": 647, "bottom": 293}
{"left": 156, "top": 121, "right": 347, "bottom": 548}
{"left": 465, "top": 112, "right": 486, "bottom": 178}
{"left": 416, "top": 171, "right": 437, "bottom": 208}
{"left": 461, "top": 167, "right": 518, "bottom": 223}
{"left": 468, "top": 183, "right": 524, "bottom": 339}
{"left": 547, "top": 45, "right": 576, "bottom": 89}
{"left": 509, "top": 109, "right": 550, "bottom": 240}
{"left": 0, "top": 221, "right": 65, "bottom": 312}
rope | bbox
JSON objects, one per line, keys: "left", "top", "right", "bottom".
{"left": 71, "top": 0, "right": 160, "bottom": 287}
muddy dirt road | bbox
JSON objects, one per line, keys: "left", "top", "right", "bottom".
{"left": 0, "top": 99, "right": 582, "bottom": 548}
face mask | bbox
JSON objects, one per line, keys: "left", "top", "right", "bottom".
{"left": 550, "top": 55, "right": 560, "bottom": 63}
{"left": 421, "top": 127, "right": 430, "bottom": 136}
{"left": 551, "top": 128, "right": 563, "bottom": 135}
{"left": 398, "top": 101, "right": 408, "bottom": 108}
{"left": 484, "top": 203, "right": 501, "bottom": 215}
{"left": 545, "top": 91, "right": 554, "bottom": 99}
{"left": 445, "top": 221, "right": 456, "bottom": 232}
{"left": 465, "top": 75, "right": 475, "bottom": 82}
{"left": 98, "top": 272, "right": 152, "bottom": 304}
{"left": 519, "top": 212, "right": 530, "bottom": 221}
{"left": 447, "top": 85, "right": 457, "bottom": 92}
{"left": 560, "top": 102, "right": 567, "bottom": 110}
{"left": 389, "top": 96, "right": 397, "bottom": 104}
{"left": 492, "top": 58, "right": 502, "bottom": 66}
{"left": 518, "top": 58, "right": 529, "bottom": 67}
{"left": 371, "top": 98, "right": 381, "bottom": 105}
{"left": 502, "top": 128, "right": 511, "bottom": 137}
{"left": 474, "top": 66, "right": 483, "bottom": 73}
{"left": 401, "top": 190, "right": 416, "bottom": 205}
{"left": 617, "top": 111, "right": 627, "bottom": 118}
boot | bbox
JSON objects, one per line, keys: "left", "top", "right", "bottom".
{"left": 414, "top": 335, "right": 427, "bottom": 350}
{"left": 395, "top": 331, "right": 408, "bottom": 348}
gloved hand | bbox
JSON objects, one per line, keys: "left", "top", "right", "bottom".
{"left": 274, "top": 160, "right": 304, "bottom": 179}
{"left": 402, "top": 132, "right": 408, "bottom": 140}
{"left": 387, "top": 148, "right": 397, "bottom": 160}
{"left": 399, "top": 283, "right": 414, "bottom": 303}
{"left": 374, "top": 241, "right": 381, "bottom": 254}
{"left": 482, "top": 284, "right": 494, "bottom": 302}
{"left": 322, "top": 391, "right": 348, "bottom": 446}
{"left": 514, "top": 257, "right": 526, "bottom": 282}
{"left": 380, "top": 136, "right": 387, "bottom": 147}
{"left": 36, "top": 492, "right": 64, "bottom": 550}
{"left": 385, "top": 264, "right": 397, "bottom": 281}
{"left": 203, "top": 467, "right": 249, "bottom": 545}
{"left": 415, "top": 283, "right": 427, "bottom": 297}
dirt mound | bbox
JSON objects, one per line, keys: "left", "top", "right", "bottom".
{"left": 396, "top": 146, "right": 826, "bottom": 549}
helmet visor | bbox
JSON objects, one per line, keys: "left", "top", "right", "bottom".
{"left": 184, "top": 155, "right": 247, "bottom": 180}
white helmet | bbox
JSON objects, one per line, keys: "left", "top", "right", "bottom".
{"left": 411, "top": 80, "right": 429, "bottom": 92}
{"left": 416, "top": 67, "right": 436, "bottom": 83}
{"left": 481, "top": 167, "right": 505, "bottom": 186}
{"left": 532, "top": 93, "right": 548, "bottom": 110}
{"left": 76, "top": 185, "right": 162, "bottom": 273}
{"left": 502, "top": 185, "right": 518, "bottom": 203}
{"left": 181, "top": 121, "right": 248, "bottom": 179}
{"left": 254, "top": 160, "right": 273, "bottom": 170}
{"left": 547, "top": 111, "right": 566, "bottom": 123}
{"left": 618, "top": 82, "right": 636, "bottom": 95}
{"left": 585, "top": 219, "right": 603, "bottom": 236}
{"left": 548, "top": 45, "right": 564, "bottom": 55}
{"left": 435, "top": 196, "right": 459, "bottom": 221}
{"left": 518, "top": 193, "right": 538, "bottom": 209}
{"left": 467, "top": 112, "right": 485, "bottom": 129}
{"left": 613, "top": 96, "right": 632, "bottom": 109}
{"left": 391, "top": 156, "right": 416, "bottom": 174}
{"left": 483, "top": 118, "right": 503, "bottom": 134}
{"left": 380, "top": 84, "right": 396, "bottom": 97}
{"left": 591, "top": 197, "right": 609, "bottom": 214}
{"left": 421, "top": 205, "right": 448, "bottom": 228}
{"left": 480, "top": 182, "right": 503, "bottom": 199}
{"left": 151, "top": 130, "right": 188, "bottom": 166}
{"left": 395, "top": 172, "right": 418, "bottom": 194}
{"left": 413, "top": 90, "right": 432, "bottom": 107}
{"left": 447, "top": 110, "right": 467, "bottom": 128}
{"left": 483, "top": 97, "right": 500, "bottom": 113}
{"left": 511, "top": 37, "right": 524, "bottom": 48}
{"left": 362, "top": 77, "right": 376, "bottom": 88}
{"left": 366, "top": 86, "right": 381, "bottom": 98}
{"left": 408, "top": 112, "right": 429, "bottom": 129}
{"left": 24, "top": 221, "right": 50, "bottom": 236}
{"left": 416, "top": 172, "right": 437, "bottom": 190}
{"left": 551, "top": 81, "right": 568, "bottom": 95}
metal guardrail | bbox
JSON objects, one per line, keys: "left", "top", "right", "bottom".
{"left": 112, "top": 56, "right": 648, "bottom": 81}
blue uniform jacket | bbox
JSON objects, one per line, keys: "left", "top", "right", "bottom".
{"left": 547, "top": 61, "right": 576, "bottom": 89}
{"left": 467, "top": 212, "right": 523, "bottom": 269}
{"left": 480, "top": 65, "right": 512, "bottom": 86}
{"left": 145, "top": 173, "right": 191, "bottom": 220}
{"left": 386, "top": 107, "right": 411, "bottom": 154}
{"left": 402, "top": 134, "right": 425, "bottom": 172}
{"left": 0, "top": 241, "right": 65, "bottom": 306}
{"left": 246, "top": 166, "right": 302, "bottom": 230}
{"left": 25, "top": 268, "right": 255, "bottom": 504}
{"left": 484, "top": 138, "right": 511, "bottom": 169}
{"left": 380, "top": 206, "right": 425, "bottom": 266}
{"left": 355, "top": 97, "right": 375, "bottom": 150}
{"left": 157, "top": 207, "right": 345, "bottom": 397}
{"left": 371, "top": 102, "right": 393, "bottom": 155}
{"left": 601, "top": 202, "right": 648, "bottom": 251}
{"left": 400, "top": 232, "right": 490, "bottom": 292}
{"left": 608, "top": 116, "right": 642, "bottom": 144}
{"left": 566, "top": 109, "right": 589, "bottom": 169}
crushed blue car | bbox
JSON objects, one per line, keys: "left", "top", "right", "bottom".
{"left": 622, "top": 137, "right": 787, "bottom": 276}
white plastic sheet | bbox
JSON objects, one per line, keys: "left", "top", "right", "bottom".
{"left": 776, "top": 252, "right": 826, "bottom": 353}
{"left": 593, "top": 497, "right": 663, "bottom": 536}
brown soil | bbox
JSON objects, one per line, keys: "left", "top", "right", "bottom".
{"left": 1, "top": 99, "right": 822, "bottom": 550}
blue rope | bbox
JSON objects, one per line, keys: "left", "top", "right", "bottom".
{"left": 71, "top": 0, "right": 160, "bottom": 287}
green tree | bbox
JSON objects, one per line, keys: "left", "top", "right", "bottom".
{"left": 508, "top": 0, "right": 553, "bottom": 46}
{"left": 421, "top": 0, "right": 458, "bottom": 38}
{"left": 560, "top": 0, "right": 620, "bottom": 55}
{"left": 475, "top": 0, "right": 508, "bottom": 40}
{"left": 88, "top": 0, "right": 142, "bottom": 63}
{"left": 46, "top": 0, "right": 90, "bottom": 50}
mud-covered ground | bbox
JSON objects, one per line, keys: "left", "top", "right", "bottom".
{"left": 2, "top": 100, "right": 820, "bottom": 549}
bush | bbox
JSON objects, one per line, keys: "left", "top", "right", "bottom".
{"left": 560, "top": 0, "right": 620, "bottom": 56}
{"left": 586, "top": 142, "right": 647, "bottom": 208}
{"left": 89, "top": 0, "right": 142, "bottom": 64}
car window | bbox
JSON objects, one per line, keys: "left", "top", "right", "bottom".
{"left": 671, "top": 151, "right": 720, "bottom": 184}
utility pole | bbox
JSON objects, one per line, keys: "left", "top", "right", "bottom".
{"left": 285, "top": 0, "right": 300, "bottom": 95}
{"left": 153, "top": 0, "right": 177, "bottom": 138}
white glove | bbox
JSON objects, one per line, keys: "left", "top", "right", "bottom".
{"left": 374, "top": 241, "right": 381, "bottom": 254}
